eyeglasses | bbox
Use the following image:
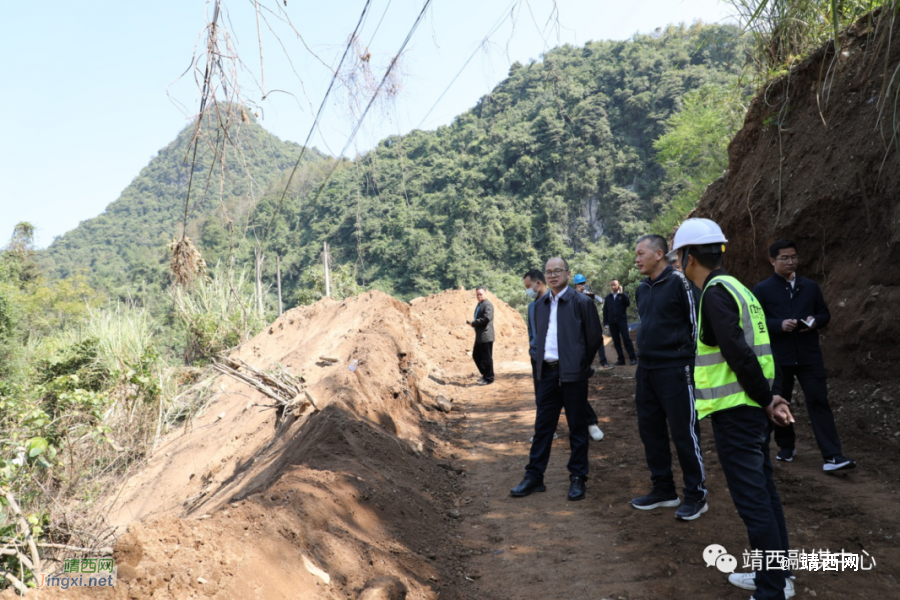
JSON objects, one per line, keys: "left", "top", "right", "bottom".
{"left": 544, "top": 269, "right": 568, "bottom": 277}
{"left": 776, "top": 255, "right": 800, "bottom": 263}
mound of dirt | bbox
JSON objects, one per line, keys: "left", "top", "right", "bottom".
{"left": 695, "top": 11, "right": 900, "bottom": 382}
{"left": 24, "top": 289, "right": 525, "bottom": 600}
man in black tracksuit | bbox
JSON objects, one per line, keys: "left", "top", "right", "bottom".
{"left": 603, "top": 280, "right": 637, "bottom": 365}
{"left": 631, "top": 235, "right": 708, "bottom": 520}
{"left": 753, "top": 239, "right": 855, "bottom": 471}
{"left": 510, "top": 257, "right": 603, "bottom": 502}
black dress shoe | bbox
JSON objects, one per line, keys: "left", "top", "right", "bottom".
{"left": 567, "top": 476, "right": 586, "bottom": 501}
{"left": 510, "top": 477, "right": 546, "bottom": 497}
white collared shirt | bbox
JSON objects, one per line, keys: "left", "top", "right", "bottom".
{"left": 543, "top": 286, "right": 569, "bottom": 361}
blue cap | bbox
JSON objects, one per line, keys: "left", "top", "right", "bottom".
{"left": 573, "top": 274, "right": 586, "bottom": 284}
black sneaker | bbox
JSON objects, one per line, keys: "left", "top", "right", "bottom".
{"left": 776, "top": 448, "right": 796, "bottom": 462}
{"left": 631, "top": 490, "right": 680, "bottom": 510}
{"left": 629, "top": 358, "right": 637, "bottom": 365}
{"left": 823, "top": 455, "right": 857, "bottom": 472}
{"left": 675, "top": 498, "right": 708, "bottom": 521}
{"left": 614, "top": 360, "right": 626, "bottom": 366}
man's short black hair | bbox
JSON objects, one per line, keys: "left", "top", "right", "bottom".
{"left": 524, "top": 269, "right": 546, "bottom": 284}
{"left": 475, "top": 286, "right": 486, "bottom": 293}
{"left": 769, "top": 239, "right": 797, "bottom": 259}
{"left": 544, "top": 257, "right": 569, "bottom": 271}
{"left": 688, "top": 244, "right": 724, "bottom": 269}
{"left": 636, "top": 234, "right": 668, "bottom": 255}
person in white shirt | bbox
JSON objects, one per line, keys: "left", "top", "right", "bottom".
{"left": 510, "top": 257, "right": 604, "bottom": 502}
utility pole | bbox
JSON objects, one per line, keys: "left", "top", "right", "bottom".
{"left": 255, "top": 247, "right": 264, "bottom": 317}
{"left": 276, "top": 255, "right": 283, "bottom": 315}
{"left": 323, "top": 242, "right": 331, "bottom": 298}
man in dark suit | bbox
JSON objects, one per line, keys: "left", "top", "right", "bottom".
{"left": 466, "top": 286, "right": 495, "bottom": 385}
{"left": 753, "top": 240, "right": 855, "bottom": 472}
{"left": 510, "top": 257, "right": 604, "bottom": 501}
{"left": 603, "top": 279, "right": 637, "bottom": 365}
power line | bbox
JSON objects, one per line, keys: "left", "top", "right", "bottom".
{"left": 417, "top": 0, "right": 521, "bottom": 130}
{"left": 261, "top": 0, "right": 374, "bottom": 244}
{"left": 301, "top": 0, "right": 435, "bottom": 215}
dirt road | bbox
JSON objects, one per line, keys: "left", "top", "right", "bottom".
{"left": 441, "top": 356, "right": 900, "bottom": 599}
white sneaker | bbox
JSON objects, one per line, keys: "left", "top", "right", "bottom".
{"left": 588, "top": 424, "right": 604, "bottom": 441}
{"left": 730, "top": 572, "right": 795, "bottom": 598}
{"left": 529, "top": 433, "right": 560, "bottom": 442}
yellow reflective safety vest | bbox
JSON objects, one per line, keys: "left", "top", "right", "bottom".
{"left": 694, "top": 275, "right": 775, "bottom": 419}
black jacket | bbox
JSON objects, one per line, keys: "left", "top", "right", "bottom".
{"left": 602, "top": 291, "right": 630, "bottom": 325}
{"left": 752, "top": 273, "right": 830, "bottom": 367}
{"left": 471, "top": 299, "right": 495, "bottom": 343}
{"left": 635, "top": 266, "right": 700, "bottom": 369}
{"left": 534, "top": 286, "right": 603, "bottom": 383}
{"left": 699, "top": 269, "right": 781, "bottom": 407}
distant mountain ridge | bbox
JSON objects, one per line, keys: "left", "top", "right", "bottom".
{"left": 40, "top": 23, "right": 745, "bottom": 306}
{"left": 40, "top": 110, "right": 322, "bottom": 296}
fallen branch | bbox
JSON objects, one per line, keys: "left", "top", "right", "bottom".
{"left": 0, "top": 568, "right": 28, "bottom": 595}
{"left": 2, "top": 490, "right": 41, "bottom": 578}
{"left": 213, "top": 357, "right": 315, "bottom": 415}
{"left": 34, "top": 543, "right": 113, "bottom": 555}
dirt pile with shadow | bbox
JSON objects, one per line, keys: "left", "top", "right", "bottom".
{"left": 19, "top": 289, "right": 524, "bottom": 600}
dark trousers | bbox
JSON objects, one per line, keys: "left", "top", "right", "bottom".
{"left": 608, "top": 319, "right": 636, "bottom": 361}
{"left": 530, "top": 359, "right": 597, "bottom": 425}
{"left": 635, "top": 366, "right": 706, "bottom": 502}
{"left": 711, "top": 406, "right": 789, "bottom": 600}
{"left": 594, "top": 340, "right": 610, "bottom": 365}
{"left": 525, "top": 366, "right": 590, "bottom": 480}
{"left": 773, "top": 363, "right": 842, "bottom": 459}
{"left": 473, "top": 342, "right": 494, "bottom": 382}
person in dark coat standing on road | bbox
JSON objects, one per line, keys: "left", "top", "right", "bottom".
{"left": 466, "top": 286, "right": 494, "bottom": 386}
{"left": 511, "top": 258, "right": 603, "bottom": 501}
{"left": 603, "top": 279, "right": 637, "bottom": 365}
{"left": 753, "top": 240, "right": 856, "bottom": 471}
{"left": 631, "top": 234, "right": 708, "bottom": 521}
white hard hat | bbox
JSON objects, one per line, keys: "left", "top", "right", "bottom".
{"left": 668, "top": 218, "right": 728, "bottom": 259}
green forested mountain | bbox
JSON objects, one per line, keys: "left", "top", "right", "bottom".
{"left": 249, "top": 23, "right": 745, "bottom": 301}
{"left": 41, "top": 22, "right": 745, "bottom": 307}
{"left": 41, "top": 111, "right": 323, "bottom": 297}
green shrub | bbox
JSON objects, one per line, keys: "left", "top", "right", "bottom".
{"left": 172, "top": 266, "right": 265, "bottom": 364}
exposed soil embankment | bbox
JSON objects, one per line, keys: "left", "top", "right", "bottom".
{"left": 22, "top": 290, "right": 525, "bottom": 600}
{"left": 696, "top": 13, "right": 900, "bottom": 383}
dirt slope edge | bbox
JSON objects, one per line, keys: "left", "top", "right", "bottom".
{"left": 695, "top": 12, "right": 900, "bottom": 382}
{"left": 20, "top": 289, "right": 525, "bottom": 599}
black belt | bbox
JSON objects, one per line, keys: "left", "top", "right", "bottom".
{"left": 542, "top": 360, "right": 559, "bottom": 371}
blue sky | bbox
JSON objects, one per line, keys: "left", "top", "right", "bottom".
{"left": 0, "top": 0, "right": 735, "bottom": 248}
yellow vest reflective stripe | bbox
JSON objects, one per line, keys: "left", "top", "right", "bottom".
{"left": 694, "top": 275, "right": 775, "bottom": 419}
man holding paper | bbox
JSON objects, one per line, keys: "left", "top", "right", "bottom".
{"left": 753, "top": 240, "right": 856, "bottom": 472}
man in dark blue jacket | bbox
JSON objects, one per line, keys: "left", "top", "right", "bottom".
{"left": 603, "top": 279, "right": 637, "bottom": 365}
{"left": 511, "top": 257, "right": 603, "bottom": 502}
{"left": 753, "top": 240, "right": 856, "bottom": 472}
{"left": 632, "top": 234, "right": 708, "bottom": 520}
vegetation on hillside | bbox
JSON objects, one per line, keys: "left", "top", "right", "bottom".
{"left": 40, "top": 23, "right": 747, "bottom": 316}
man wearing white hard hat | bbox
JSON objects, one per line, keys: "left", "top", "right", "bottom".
{"left": 673, "top": 218, "right": 796, "bottom": 600}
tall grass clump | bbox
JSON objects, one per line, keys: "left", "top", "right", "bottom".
{"left": 725, "top": 0, "right": 891, "bottom": 81}
{"left": 172, "top": 265, "right": 265, "bottom": 365}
